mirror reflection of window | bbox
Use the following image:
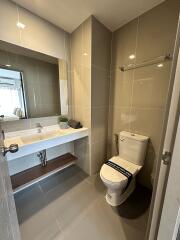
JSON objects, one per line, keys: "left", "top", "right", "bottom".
{"left": 0, "top": 68, "right": 27, "bottom": 121}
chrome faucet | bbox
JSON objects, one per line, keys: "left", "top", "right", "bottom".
{"left": 36, "top": 123, "right": 43, "bottom": 133}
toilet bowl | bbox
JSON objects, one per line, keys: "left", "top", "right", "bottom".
{"left": 100, "top": 131, "right": 149, "bottom": 207}
{"left": 100, "top": 156, "right": 142, "bottom": 206}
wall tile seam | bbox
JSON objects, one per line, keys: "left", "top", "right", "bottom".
{"left": 129, "top": 17, "right": 140, "bottom": 132}
{"left": 70, "top": 63, "right": 92, "bottom": 70}
{"left": 109, "top": 105, "right": 165, "bottom": 110}
{"left": 91, "top": 64, "right": 111, "bottom": 72}
{"left": 91, "top": 106, "right": 109, "bottom": 109}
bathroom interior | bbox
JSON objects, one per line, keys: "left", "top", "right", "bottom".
{"left": 0, "top": 0, "right": 180, "bottom": 239}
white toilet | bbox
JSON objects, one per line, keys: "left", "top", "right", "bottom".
{"left": 100, "top": 131, "right": 149, "bottom": 207}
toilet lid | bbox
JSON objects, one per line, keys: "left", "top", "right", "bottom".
{"left": 100, "top": 156, "right": 142, "bottom": 183}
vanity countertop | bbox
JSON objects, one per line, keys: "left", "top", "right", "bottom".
{"left": 4, "top": 125, "right": 88, "bottom": 161}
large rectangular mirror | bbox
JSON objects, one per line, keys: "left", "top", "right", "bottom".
{"left": 0, "top": 40, "right": 65, "bottom": 122}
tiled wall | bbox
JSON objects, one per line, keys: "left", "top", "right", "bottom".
{"left": 91, "top": 17, "right": 111, "bottom": 174}
{"left": 70, "top": 17, "right": 92, "bottom": 174}
{"left": 70, "top": 16, "right": 111, "bottom": 175}
{"left": 108, "top": 0, "right": 180, "bottom": 189}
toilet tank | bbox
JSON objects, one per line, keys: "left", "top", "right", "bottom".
{"left": 119, "top": 131, "right": 149, "bottom": 166}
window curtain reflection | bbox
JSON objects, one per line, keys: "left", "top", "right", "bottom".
{"left": 0, "top": 86, "right": 21, "bottom": 116}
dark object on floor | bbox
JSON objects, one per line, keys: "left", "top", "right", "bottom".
{"left": 68, "top": 119, "right": 82, "bottom": 129}
{"left": 114, "top": 184, "right": 152, "bottom": 219}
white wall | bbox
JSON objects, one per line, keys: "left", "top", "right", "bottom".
{"left": 0, "top": 0, "right": 70, "bottom": 60}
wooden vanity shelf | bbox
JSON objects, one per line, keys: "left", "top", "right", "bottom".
{"left": 11, "top": 153, "right": 77, "bottom": 194}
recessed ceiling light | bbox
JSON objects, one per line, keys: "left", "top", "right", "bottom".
{"left": 5, "top": 64, "right": 11, "bottom": 67}
{"left": 83, "top": 52, "right": 88, "bottom": 56}
{"left": 17, "top": 22, "right": 26, "bottom": 29}
{"left": 157, "top": 63, "right": 163, "bottom": 68}
{"left": 129, "top": 54, "right": 136, "bottom": 59}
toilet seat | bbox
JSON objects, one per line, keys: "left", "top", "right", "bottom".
{"left": 100, "top": 156, "right": 142, "bottom": 186}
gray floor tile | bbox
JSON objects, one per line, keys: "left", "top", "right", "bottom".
{"left": 15, "top": 184, "right": 46, "bottom": 224}
{"left": 40, "top": 166, "right": 88, "bottom": 196}
{"left": 14, "top": 165, "right": 151, "bottom": 240}
{"left": 15, "top": 184, "right": 61, "bottom": 240}
{"left": 19, "top": 211, "right": 60, "bottom": 240}
{"left": 49, "top": 178, "right": 104, "bottom": 231}
{"left": 53, "top": 197, "right": 145, "bottom": 240}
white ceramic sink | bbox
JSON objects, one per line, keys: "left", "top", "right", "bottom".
{"left": 21, "top": 130, "right": 64, "bottom": 144}
{"left": 4, "top": 125, "right": 88, "bottom": 161}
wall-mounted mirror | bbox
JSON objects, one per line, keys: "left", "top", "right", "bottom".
{"left": 0, "top": 40, "right": 67, "bottom": 122}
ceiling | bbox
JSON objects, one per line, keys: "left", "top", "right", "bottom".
{"left": 12, "top": 0, "right": 165, "bottom": 33}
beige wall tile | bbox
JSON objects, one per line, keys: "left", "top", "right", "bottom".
{"left": 92, "top": 17, "right": 112, "bottom": 70}
{"left": 110, "top": 107, "right": 131, "bottom": 135}
{"left": 110, "top": 69, "right": 133, "bottom": 107}
{"left": 107, "top": 106, "right": 131, "bottom": 157}
{"left": 71, "top": 16, "right": 111, "bottom": 175}
{"left": 81, "top": 66, "right": 91, "bottom": 108}
{"left": 71, "top": 24, "right": 83, "bottom": 68}
{"left": 91, "top": 17, "right": 111, "bottom": 175}
{"left": 71, "top": 65, "right": 84, "bottom": 108}
{"left": 0, "top": 0, "right": 70, "bottom": 59}
{"left": 92, "top": 67, "right": 110, "bottom": 107}
{"left": 70, "top": 18, "right": 92, "bottom": 174}
{"left": 136, "top": 0, "right": 180, "bottom": 62}
{"left": 0, "top": 0, "right": 21, "bottom": 46}
{"left": 74, "top": 138, "right": 90, "bottom": 174}
{"left": 111, "top": 19, "right": 138, "bottom": 69}
{"left": 132, "top": 61, "right": 172, "bottom": 108}
{"left": 130, "top": 107, "right": 165, "bottom": 188}
{"left": 91, "top": 139, "right": 107, "bottom": 174}
{"left": 19, "top": 6, "right": 67, "bottom": 59}
{"left": 130, "top": 107, "right": 165, "bottom": 150}
{"left": 137, "top": 141, "right": 156, "bottom": 189}
{"left": 72, "top": 106, "right": 91, "bottom": 128}
{"left": 82, "top": 17, "right": 92, "bottom": 68}
{"left": 91, "top": 107, "right": 108, "bottom": 144}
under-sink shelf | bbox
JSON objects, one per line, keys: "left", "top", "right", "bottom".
{"left": 11, "top": 153, "right": 77, "bottom": 194}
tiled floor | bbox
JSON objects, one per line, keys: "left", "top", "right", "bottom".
{"left": 14, "top": 165, "right": 151, "bottom": 240}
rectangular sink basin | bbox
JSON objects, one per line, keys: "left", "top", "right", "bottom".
{"left": 21, "top": 130, "right": 64, "bottom": 144}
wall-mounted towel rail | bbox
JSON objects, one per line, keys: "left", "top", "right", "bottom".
{"left": 119, "top": 54, "right": 172, "bottom": 72}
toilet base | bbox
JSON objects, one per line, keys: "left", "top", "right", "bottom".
{"left": 105, "top": 179, "right": 136, "bottom": 207}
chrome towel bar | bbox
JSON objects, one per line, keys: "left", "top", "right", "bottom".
{"left": 119, "top": 54, "right": 172, "bottom": 72}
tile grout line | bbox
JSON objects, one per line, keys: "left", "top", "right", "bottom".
{"left": 129, "top": 17, "right": 140, "bottom": 133}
